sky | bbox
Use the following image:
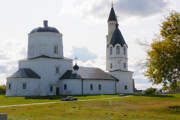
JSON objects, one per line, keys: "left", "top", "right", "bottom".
{"left": 0, "top": 0, "right": 179, "bottom": 90}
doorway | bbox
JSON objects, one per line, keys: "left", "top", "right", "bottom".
{"left": 56, "top": 87, "right": 59, "bottom": 96}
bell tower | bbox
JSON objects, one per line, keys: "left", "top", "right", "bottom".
{"left": 106, "top": 5, "right": 118, "bottom": 71}
{"left": 106, "top": 6, "right": 128, "bottom": 72}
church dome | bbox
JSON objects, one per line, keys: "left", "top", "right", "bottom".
{"left": 30, "top": 20, "right": 60, "bottom": 34}
{"left": 73, "top": 64, "right": 79, "bottom": 71}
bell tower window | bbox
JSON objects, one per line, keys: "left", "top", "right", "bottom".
{"left": 124, "top": 63, "right": 127, "bottom": 69}
{"left": 124, "top": 47, "right": 126, "bottom": 55}
{"left": 110, "top": 63, "right": 113, "bottom": 69}
{"left": 116, "top": 46, "right": 120, "bottom": 55}
{"left": 56, "top": 66, "right": 59, "bottom": 73}
{"left": 54, "top": 45, "right": 58, "bottom": 54}
{"left": 110, "top": 47, "right": 113, "bottom": 55}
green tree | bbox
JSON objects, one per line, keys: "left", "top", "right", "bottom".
{"left": 0, "top": 85, "right": 6, "bottom": 95}
{"left": 145, "top": 11, "right": 180, "bottom": 90}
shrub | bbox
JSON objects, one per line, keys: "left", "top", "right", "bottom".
{"left": 145, "top": 87, "right": 156, "bottom": 95}
{"left": 0, "top": 85, "right": 6, "bottom": 95}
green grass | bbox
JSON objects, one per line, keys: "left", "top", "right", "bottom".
{"left": 0, "top": 94, "right": 180, "bottom": 120}
{"left": 0, "top": 95, "right": 118, "bottom": 106}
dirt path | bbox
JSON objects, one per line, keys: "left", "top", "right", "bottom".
{"left": 0, "top": 96, "right": 127, "bottom": 108}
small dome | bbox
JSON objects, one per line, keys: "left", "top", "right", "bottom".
{"left": 30, "top": 20, "right": 60, "bottom": 34}
{"left": 73, "top": 64, "right": 79, "bottom": 71}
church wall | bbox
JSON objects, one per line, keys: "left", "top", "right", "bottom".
{"left": 107, "top": 44, "right": 128, "bottom": 71}
{"left": 19, "top": 58, "right": 73, "bottom": 96}
{"left": 28, "top": 32, "right": 63, "bottom": 59}
{"left": 111, "top": 71, "right": 134, "bottom": 94}
{"left": 83, "top": 80, "right": 116, "bottom": 95}
{"left": 59, "top": 79, "right": 82, "bottom": 95}
{"left": 6, "top": 78, "right": 40, "bottom": 96}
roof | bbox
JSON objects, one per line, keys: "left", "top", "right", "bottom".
{"left": 60, "top": 70, "right": 82, "bottom": 79}
{"left": 28, "top": 55, "right": 72, "bottom": 61}
{"left": 110, "top": 69, "right": 132, "bottom": 73}
{"left": 110, "top": 24, "right": 127, "bottom": 47}
{"left": 60, "top": 67, "right": 117, "bottom": 80}
{"left": 108, "top": 7, "right": 117, "bottom": 22}
{"left": 9, "top": 68, "right": 40, "bottom": 79}
{"left": 30, "top": 20, "right": 60, "bottom": 34}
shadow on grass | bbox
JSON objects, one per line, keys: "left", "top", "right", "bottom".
{"left": 168, "top": 106, "right": 180, "bottom": 113}
{"left": 25, "top": 96, "right": 65, "bottom": 100}
{"left": 25, "top": 95, "right": 93, "bottom": 100}
{"left": 134, "top": 94, "right": 174, "bottom": 98}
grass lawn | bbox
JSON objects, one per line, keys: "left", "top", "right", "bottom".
{"left": 0, "top": 94, "right": 180, "bottom": 120}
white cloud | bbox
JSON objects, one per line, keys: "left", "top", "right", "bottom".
{"left": 65, "top": 0, "right": 170, "bottom": 21}
{"left": 69, "top": 47, "right": 97, "bottom": 62}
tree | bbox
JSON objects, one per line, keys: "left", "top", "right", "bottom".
{"left": 144, "top": 87, "right": 156, "bottom": 95}
{"left": 145, "top": 11, "right": 180, "bottom": 90}
{"left": 0, "top": 85, "right": 6, "bottom": 95}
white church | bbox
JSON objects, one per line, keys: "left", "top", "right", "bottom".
{"left": 6, "top": 6, "right": 134, "bottom": 96}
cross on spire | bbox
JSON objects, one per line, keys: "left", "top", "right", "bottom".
{"left": 74, "top": 56, "right": 78, "bottom": 64}
{"left": 111, "top": 0, "right": 114, "bottom": 8}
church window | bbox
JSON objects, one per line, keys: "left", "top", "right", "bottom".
{"left": 124, "top": 85, "right": 128, "bottom": 90}
{"left": 56, "top": 66, "right": 59, "bottom": 73}
{"left": 116, "top": 46, "right": 120, "bottom": 55}
{"left": 124, "top": 63, "right": 127, "bottom": 69}
{"left": 64, "top": 84, "right": 67, "bottom": 90}
{"left": 124, "top": 47, "right": 126, "bottom": 55}
{"left": 98, "top": 84, "right": 102, "bottom": 90}
{"left": 23, "top": 83, "right": 27, "bottom": 89}
{"left": 50, "top": 86, "right": 53, "bottom": 92}
{"left": 90, "top": 84, "right": 93, "bottom": 90}
{"left": 8, "top": 84, "right": 11, "bottom": 89}
{"left": 110, "top": 47, "right": 113, "bottom": 55}
{"left": 54, "top": 45, "right": 58, "bottom": 54}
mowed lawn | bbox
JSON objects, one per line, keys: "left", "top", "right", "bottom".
{"left": 0, "top": 94, "right": 180, "bottom": 120}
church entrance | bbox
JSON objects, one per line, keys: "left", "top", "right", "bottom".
{"left": 56, "top": 87, "right": 59, "bottom": 96}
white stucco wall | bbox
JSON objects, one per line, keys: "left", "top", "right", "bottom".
{"left": 59, "top": 79, "right": 82, "bottom": 95}
{"left": 58, "top": 79, "right": 117, "bottom": 95}
{"left": 28, "top": 32, "right": 63, "bottom": 59}
{"left": 6, "top": 78, "right": 40, "bottom": 96}
{"left": 111, "top": 71, "right": 134, "bottom": 94}
{"left": 18, "top": 58, "right": 73, "bottom": 96}
{"left": 83, "top": 80, "right": 116, "bottom": 95}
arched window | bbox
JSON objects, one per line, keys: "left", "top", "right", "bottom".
{"left": 22, "top": 83, "right": 27, "bottom": 89}
{"left": 64, "top": 84, "right": 67, "bottom": 90}
{"left": 8, "top": 84, "right": 11, "bottom": 89}
{"left": 124, "top": 47, "right": 126, "bottom": 55}
{"left": 116, "top": 46, "right": 120, "bottom": 55}
{"left": 110, "top": 47, "right": 113, "bottom": 55}
{"left": 90, "top": 84, "right": 93, "bottom": 90}
{"left": 124, "top": 63, "right": 127, "bottom": 69}
{"left": 54, "top": 45, "right": 58, "bottom": 54}
{"left": 50, "top": 86, "right": 53, "bottom": 92}
{"left": 98, "top": 84, "right": 102, "bottom": 90}
{"left": 56, "top": 66, "right": 59, "bottom": 73}
{"left": 124, "top": 85, "right": 128, "bottom": 90}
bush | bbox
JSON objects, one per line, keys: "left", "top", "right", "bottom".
{"left": 145, "top": 87, "right": 156, "bottom": 95}
{"left": 0, "top": 85, "right": 6, "bottom": 95}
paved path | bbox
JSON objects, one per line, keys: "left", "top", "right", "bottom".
{"left": 0, "top": 96, "right": 127, "bottom": 108}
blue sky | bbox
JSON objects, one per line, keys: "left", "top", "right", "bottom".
{"left": 0, "top": 0, "right": 179, "bottom": 89}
